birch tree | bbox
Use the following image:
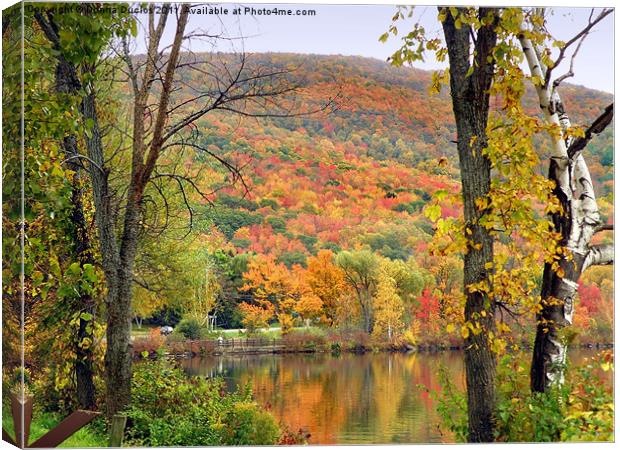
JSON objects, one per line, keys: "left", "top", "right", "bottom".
{"left": 184, "top": 260, "right": 221, "bottom": 327}
{"left": 518, "top": 8, "right": 614, "bottom": 392}
{"left": 373, "top": 268, "right": 405, "bottom": 341}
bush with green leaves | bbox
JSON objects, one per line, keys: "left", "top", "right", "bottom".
{"left": 175, "top": 318, "right": 202, "bottom": 340}
{"left": 124, "top": 359, "right": 281, "bottom": 446}
{"left": 429, "top": 351, "right": 613, "bottom": 442}
{"left": 494, "top": 351, "right": 613, "bottom": 442}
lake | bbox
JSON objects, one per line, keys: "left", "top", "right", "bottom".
{"left": 180, "top": 349, "right": 609, "bottom": 444}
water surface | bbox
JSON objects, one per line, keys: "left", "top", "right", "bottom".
{"left": 181, "top": 349, "right": 608, "bottom": 444}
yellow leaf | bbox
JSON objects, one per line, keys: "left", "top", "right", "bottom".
{"left": 461, "top": 325, "right": 470, "bottom": 339}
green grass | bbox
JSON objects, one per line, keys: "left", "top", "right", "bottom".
{"left": 216, "top": 326, "right": 325, "bottom": 339}
{"left": 130, "top": 324, "right": 158, "bottom": 338}
{"left": 141, "top": 324, "right": 326, "bottom": 340}
{"left": 2, "top": 408, "right": 107, "bottom": 448}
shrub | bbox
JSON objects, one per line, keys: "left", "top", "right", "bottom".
{"left": 398, "top": 321, "right": 421, "bottom": 348}
{"left": 132, "top": 328, "right": 165, "bottom": 357}
{"left": 125, "top": 359, "right": 281, "bottom": 446}
{"left": 164, "top": 332, "right": 188, "bottom": 355}
{"left": 560, "top": 354, "right": 614, "bottom": 442}
{"left": 176, "top": 318, "right": 202, "bottom": 340}
{"left": 328, "top": 330, "right": 371, "bottom": 352}
{"left": 220, "top": 402, "right": 281, "bottom": 445}
{"left": 282, "top": 330, "right": 327, "bottom": 351}
{"left": 278, "top": 427, "right": 311, "bottom": 445}
{"left": 187, "top": 339, "right": 216, "bottom": 356}
{"left": 430, "top": 351, "right": 614, "bottom": 443}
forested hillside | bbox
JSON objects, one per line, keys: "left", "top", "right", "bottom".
{"left": 132, "top": 53, "right": 613, "bottom": 340}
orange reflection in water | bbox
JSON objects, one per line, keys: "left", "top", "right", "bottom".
{"left": 182, "top": 351, "right": 464, "bottom": 444}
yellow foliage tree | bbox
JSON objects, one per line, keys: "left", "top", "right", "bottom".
{"left": 372, "top": 268, "right": 405, "bottom": 342}
{"left": 238, "top": 302, "right": 274, "bottom": 335}
{"left": 132, "top": 288, "right": 165, "bottom": 329}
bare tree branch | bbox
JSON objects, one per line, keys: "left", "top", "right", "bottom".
{"left": 594, "top": 223, "right": 613, "bottom": 233}
{"left": 122, "top": 36, "right": 139, "bottom": 97}
{"left": 544, "top": 8, "right": 613, "bottom": 88}
{"left": 567, "top": 103, "right": 613, "bottom": 159}
{"left": 551, "top": 30, "right": 586, "bottom": 89}
{"left": 61, "top": 154, "right": 105, "bottom": 174}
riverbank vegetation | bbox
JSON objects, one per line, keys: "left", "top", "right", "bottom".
{"left": 133, "top": 245, "right": 612, "bottom": 352}
{"left": 433, "top": 350, "right": 614, "bottom": 442}
{"left": 124, "top": 359, "right": 302, "bottom": 446}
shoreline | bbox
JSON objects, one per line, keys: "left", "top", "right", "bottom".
{"left": 135, "top": 339, "right": 614, "bottom": 360}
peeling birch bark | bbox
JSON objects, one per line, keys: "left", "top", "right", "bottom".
{"left": 519, "top": 28, "right": 613, "bottom": 392}
{"left": 582, "top": 244, "right": 614, "bottom": 272}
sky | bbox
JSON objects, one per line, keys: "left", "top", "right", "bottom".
{"left": 132, "top": 2, "right": 615, "bottom": 94}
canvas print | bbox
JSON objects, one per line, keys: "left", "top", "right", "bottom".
{"left": 2, "top": 1, "right": 614, "bottom": 446}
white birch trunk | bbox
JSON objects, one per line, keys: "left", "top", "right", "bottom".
{"left": 519, "top": 32, "right": 613, "bottom": 391}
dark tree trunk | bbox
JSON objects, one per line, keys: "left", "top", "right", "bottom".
{"left": 81, "top": 85, "right": 134, "bottom": 418}
{"left": 103, "top": 270, "right": 133, "bottom": 417}
{"left": 102, "top": 189, "right": 143, "bottom": 416}
{"left": 441, "top": 7, "right": 499, "bottom": 443}
{"left": 66, "top": 135, "right": 98, "bottom": 411}
{"left": 35, "top": 4, "right": 192, "bottom": 418}
{"left": 78, "top": 3, "right": 190, "bottom": 415}
{"left": 36, "top": 11, "right": 98, "bottom": 409}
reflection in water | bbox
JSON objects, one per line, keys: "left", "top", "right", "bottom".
{"left": 180, "top": 349, "right": 607, "bottom": 444}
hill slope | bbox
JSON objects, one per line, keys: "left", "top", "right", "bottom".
{"left": 175, "top": 54, "right": 612, "bottom": 264}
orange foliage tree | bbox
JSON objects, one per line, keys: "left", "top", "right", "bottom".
{"left": 240, "top": 254, "right": 323, "bottom": 333}
{"left": 238, "top": 302, "right": 275, "bottom": 335}
{"left": 305, "top": 250, "right": 348, "bottom": 325}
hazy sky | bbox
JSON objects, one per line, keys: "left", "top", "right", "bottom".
{"left": 133, "top": 3, "right": 614, "bottom": 93}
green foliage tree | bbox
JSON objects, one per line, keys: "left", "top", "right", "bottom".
{"left": 336, "top": 249, "right": 380, "bottom": 333}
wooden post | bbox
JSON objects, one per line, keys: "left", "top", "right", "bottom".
{"left": 29, "top": 410, "right": 100, "bottom": 448}
{"left": 2, "top": 395, "right": 100, "bottom": 448}
{"left": 10, "top": 393, "right": 33, "bottom": 448}
{"left": 108, "top": 415, "right": 127, "bottom": 448}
